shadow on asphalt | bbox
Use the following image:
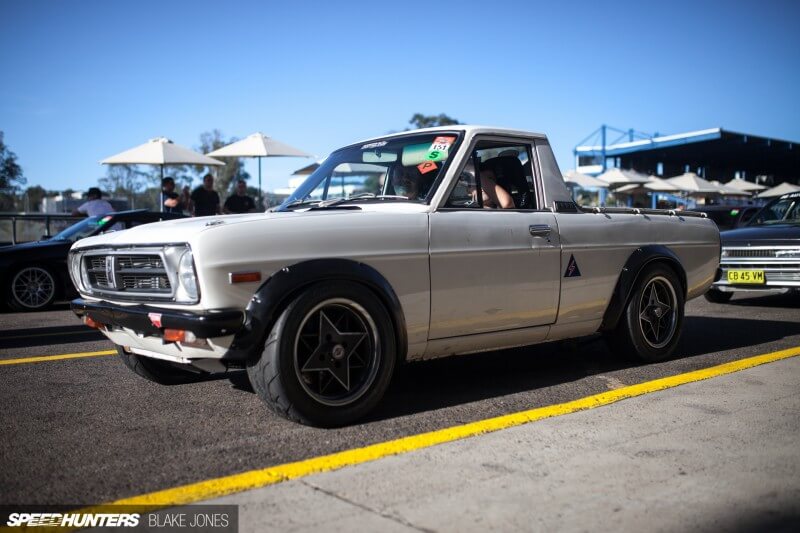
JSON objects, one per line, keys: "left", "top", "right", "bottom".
{"left": 724, "top": 292, "right": 800, "bottom": 309}
{"left": 0, "top": 324, "right": 105, "bottom": 349}
{"left": 0, "top": 301, "right": 72, "bottom": 314}
{"left": 678, "top": 316, "right": 800, "bottom": 357}
{"left": 225, "top": 312, "right": 800, "bottom": 423}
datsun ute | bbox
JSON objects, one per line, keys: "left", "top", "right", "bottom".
{"left": 69, "top": 126, "right": 720, "bottom": 426}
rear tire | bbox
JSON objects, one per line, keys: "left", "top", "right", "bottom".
{"left": 608, "top": 264, "right": 685, "bottom": 363}
{"left": 247, "top": 281, "right": 396, "bottom": 427}
{"left": 117, "top": 346, "right": 204, "bottom": 385}
{"left": 704, "top": 288, "right": 733, "bottom": 303}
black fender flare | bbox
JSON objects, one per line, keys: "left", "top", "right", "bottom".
{"left": 226, "top": 259, "right": 408, "bottom": 364}
{"left": 600, "top": 245, "right": 687, "bottom": 332}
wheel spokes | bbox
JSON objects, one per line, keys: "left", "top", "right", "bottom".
{"left": 13, "top": 269, "right": 54, "bottom": 307}
{"left": 296, "top": 303, "right": 374, "bottom": 404}
{"left": 639, "top": 278, "right": 677, "bottom": 348}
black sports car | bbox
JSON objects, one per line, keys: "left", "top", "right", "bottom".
{"left": 0, "top": 210, "right": 185, "bottom": 311}
{"left": 706, "top": 192, "right": 800, "bottom": 302}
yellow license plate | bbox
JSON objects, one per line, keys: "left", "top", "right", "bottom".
{"left": 727, "top": 270, "right": 765, "bottom": 284}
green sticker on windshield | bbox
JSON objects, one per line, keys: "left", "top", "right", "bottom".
{"left": 425, "top": 136, "right": 455, "bottom": 162}
{"left": 98, "top": 215, "right": 113, "bottom": 226}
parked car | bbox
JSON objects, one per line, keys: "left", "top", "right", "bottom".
{"left": 691, "top": 205, "right": 760, "bottom": 231}
{"left": 706, "top": 192, "right": 800, "bottom": 302}
{"left": 1, "top": 210, "right": 185, "bottom": 311}
{"left": 69, "top": 126, "right": 719, "bottom": 426}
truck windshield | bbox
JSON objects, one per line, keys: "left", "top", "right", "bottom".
{"left": 277, "top": 132, "right": 461, "bottom": 211}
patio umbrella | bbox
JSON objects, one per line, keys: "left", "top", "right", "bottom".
{"left": 724, "top": 177, "right": 767, "bottom": 192}
{"left": 102, "top": 137, "right": 224, "bottom": 211}
{"left": 635, "top": 176, "right": 681, "bottom": 192}
{"left": 292, "top": 161, "right": 321, "bottom": 176}
{"left": 563, "top": 170, "right": 608, "bottom": 189}
{"left": 596, "top": 168, "right": 650, "bottom": 187}
{"left": 756, "top": 182, "right": 800, "bottom": 199}
{"left": 710, "top": 181, "right": 751, "bottom": 197}
{"left": 207, "top": 132, "right": 313, "bottom": 208}
{"left": 665, "top": 172, "right": 721, "bottom": 195}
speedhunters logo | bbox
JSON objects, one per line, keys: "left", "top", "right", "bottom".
{"left": 1, "top": 505, "right": 238, "bottom": 531}
{"left": 6, "top": 512, "right": 139, "bottom": 527}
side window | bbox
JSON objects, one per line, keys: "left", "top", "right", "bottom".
{"left": 446, "top": 141, "right": 537, "bottom": 209}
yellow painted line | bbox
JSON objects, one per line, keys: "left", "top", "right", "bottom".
{"left": 70, "top": 345, "right": 800, "bottom": 515}
{"left": 0, "top": 350, "right": 115, "bottom": 366}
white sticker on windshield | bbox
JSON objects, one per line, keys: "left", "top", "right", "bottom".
{"left": 429, "top": 136, "right": 455, "bottom": 152}
{"left": 362, "top": 141, "right": 388, "bottom": 149}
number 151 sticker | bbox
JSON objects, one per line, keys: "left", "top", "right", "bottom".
{"left": 427, "top": 136, "right": 455, "bottom": 162}
{"left": 429, "top": 136, "right": 455, "bottom": 152}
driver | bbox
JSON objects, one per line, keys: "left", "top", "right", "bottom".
{"left": 390, "top": 165, "right": 432, "bottom": 200}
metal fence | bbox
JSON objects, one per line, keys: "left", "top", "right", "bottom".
{"left": 0, "top": 213, "right": 83, "bottom": 246}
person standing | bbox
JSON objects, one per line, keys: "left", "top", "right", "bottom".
{"left": 223, "top": 179, "right": 257, "bottom": 214}
{"left": 191, "top": 173, "right": 221, "bottom": 216}
{"left": 180, "top": 185, "right": 193, "bottom": 215}
{"left": 161, "top": 177, "right": 184, "bottom": 214}
{"left": 71, "top": 187, "right": 114, "bottom": 217}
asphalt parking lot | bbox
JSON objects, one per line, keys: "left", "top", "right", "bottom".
{"left": 1, "top": 292, "right": 799, "bottom": 521}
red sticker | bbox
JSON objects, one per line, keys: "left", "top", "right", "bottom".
{"left": 148, "top": 313, "right": 162, "bottom": 328}
{"left": 417, "top": 162, "right": 438, "bottom": 174}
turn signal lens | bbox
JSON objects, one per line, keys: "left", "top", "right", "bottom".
{"left": 83, "top": 316, "right": 103, "bottom": 330}
{"left": 229, "top": 271, "right": 262, "bottom": 284}
{"left": 163, "top": 329, "right": 186, "bottom": 342}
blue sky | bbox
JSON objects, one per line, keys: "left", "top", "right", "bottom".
{"left": 1, "top": 0, "right": 799, "bottom": 193}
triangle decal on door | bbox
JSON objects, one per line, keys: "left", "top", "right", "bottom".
{"left": 564, "top": 254, "right": 582, "bottom": 278}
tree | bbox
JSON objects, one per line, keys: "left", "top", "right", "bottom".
{"left": 408, "top": 113, "right": 461, "bottom": 129}
{"left": 98, "top": 164, "right": 157, "bottom": 210}
{"left": 17, "top": 185, "right": 47, "bottom": 212}
{"left": 194, "top": 130, "right": 250, "bottom": 196}
{"left": 0, "top": 131, "right": 26, "bottom": 211}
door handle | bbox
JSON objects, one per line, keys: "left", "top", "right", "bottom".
{"left": 529, "top": 224, "right": 552, "bottom": 237}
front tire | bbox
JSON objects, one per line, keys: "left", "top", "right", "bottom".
{"left": 704, "top": 288, "right": 733, "bottom": 303}
{"left": 7, "top": 266, "right": 57, "bottom": 311}
{"left": 247, "top": 281, "right": 396, "bottom": 427}
{"left": 609, "top": 264, "right": 685, "bottom": 362}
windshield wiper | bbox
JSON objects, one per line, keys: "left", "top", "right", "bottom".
{"left": 279, "top": 198, "right": 324, "bottom": 211}
{"left": 313, "top": 193, "right": 409, "bottom": 209}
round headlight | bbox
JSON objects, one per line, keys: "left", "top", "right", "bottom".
{"left": 178, "top": 250, "right": 198, "bottom": 301}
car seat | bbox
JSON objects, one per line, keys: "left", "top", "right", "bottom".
{"left": 480, "top": 156, "right": 533, "bottom": 209}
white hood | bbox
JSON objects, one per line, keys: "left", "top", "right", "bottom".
{"left": 71, "top": 203, "right": 430, "bottom": 250}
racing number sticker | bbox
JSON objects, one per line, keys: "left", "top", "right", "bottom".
{"left": 427, "top": 136, "right": 455, "bottom": 162}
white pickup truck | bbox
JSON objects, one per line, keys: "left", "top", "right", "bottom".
{"left": 70, "top": 126, "right": 720, "bottom": 426}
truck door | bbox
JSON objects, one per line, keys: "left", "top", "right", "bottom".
{"left": 428, "top": 138, "right": 562, "bottom": 340}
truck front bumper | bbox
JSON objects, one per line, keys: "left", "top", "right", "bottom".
{"left": 71, "top": 298, "right": 244, "bottom": 338}
{"left": 71, "top": 298, "right": 246, "bottom": 367}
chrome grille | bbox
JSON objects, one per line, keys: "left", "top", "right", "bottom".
{"left": 718, "top": 246, "right": 800, "bottom": 287}
{"left": 84, "top": 253, "right": 171, "bottom": 295}
{"left": 725, "top": 249, "right": 777, "bottom": 258}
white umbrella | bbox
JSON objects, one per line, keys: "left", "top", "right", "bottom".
{"left": 724, "top": 177, "right": 767, "bottom": 192}
{"left": 596, "top": 168, "right": 650, "bottom": 187}
{"left": 102, "top": 137, "right": 224, "bottom": 211}
{"left": 666, "top": 172, "right": 721, "bottom": 195}
{"left": 207, "top": 132, "right": 313, "bottom": 207}
{"left": 616, "top": 177, "right": 681, "bottom": 195}
{"left": 102, "top": 137, "right": 224, "bottom": 174}
{"left": 563, "top": 170, "right": 608, "bottom": 189}
{"left": 710, "top": 180, "right": 751, "bottom": 197}
{"left": 756, "top": 182, "right": 800, "bottom": 198}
